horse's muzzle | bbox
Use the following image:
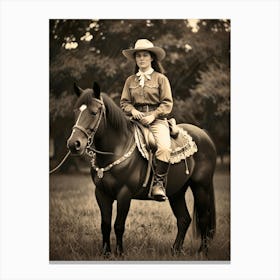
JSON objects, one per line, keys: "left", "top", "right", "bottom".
{"left": 67, "top": 138, "right": 85, "bottom": 155}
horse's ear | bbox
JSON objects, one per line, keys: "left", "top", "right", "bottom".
{"left": 74, "top": 83, "right": 82, "bottom": 97}
{"left": 92, "top": 82, "right": 101, "bottom": 99}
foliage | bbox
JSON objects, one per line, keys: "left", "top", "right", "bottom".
{"left": 50, "top": 19, "right": 230, "bottom": 98}
{"left": 171, "top": 98, "right": 199, "bottom": 125}
{"left": 49, "top": 19, "right": 230, "bottom": 162}
{"left": 50, "top": 91, "right": 76, "bottom": 121}
{"left": 190, "top": 61, "right": 230, "bottom": 117}
{"left": 190, "top": 60, "right": 230, "bottom": 154}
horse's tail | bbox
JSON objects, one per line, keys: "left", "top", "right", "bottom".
{"left": 192, "top": 179, "right": 216, "bottom": 240}
{"left": 207, "top": 179, "right": 216, "bottom": 239}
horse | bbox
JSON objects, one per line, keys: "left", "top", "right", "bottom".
{"left": 67, "top": 81, "right": 217, "bottom": 257}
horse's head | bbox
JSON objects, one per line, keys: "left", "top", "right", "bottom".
{"left": 67, "top": 82, "right": 105, "bottom": 155}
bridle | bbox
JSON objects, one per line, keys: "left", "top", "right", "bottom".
{"left": 51, "top": 98, "right": 104, "bottom": 175}
{"left": 71, "top": 95, "right": 136, "bottom": 179}
{"left": 72, "top": 96, "right": 113, "bottom": 155}
{"left": 51, "top": 94, "right": 136, "bottom": 175}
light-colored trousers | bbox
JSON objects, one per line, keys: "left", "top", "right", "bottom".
{"left": 149, "top": 118, "right": 171, "bottom": 162}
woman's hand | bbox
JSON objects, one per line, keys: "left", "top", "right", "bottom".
{"left": 131, "top": 109, "right": 145, "bottom": 120}
{"left": 140, "top": 115, "right": 155, "bottom": 126}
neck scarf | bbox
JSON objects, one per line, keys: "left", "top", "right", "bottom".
{"left": 136, "top": 68, "right": 154, "bottom": 88}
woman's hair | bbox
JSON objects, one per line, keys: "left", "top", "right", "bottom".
{"left": 133, "top": 51, "right": 165, "bottom": 74}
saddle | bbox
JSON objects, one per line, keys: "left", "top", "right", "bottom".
{"left": 133, "top": 118, "right": 198, "bottom": 188}
{"left": 134, "top": 118, "right": 179, "bottom": 152}
{"left": 133, "top": 118, "right": 197, "bottom": 163}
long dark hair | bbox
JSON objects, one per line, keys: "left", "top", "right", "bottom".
{"left": 133, "top": 51, "right": 165, "bottom": 74}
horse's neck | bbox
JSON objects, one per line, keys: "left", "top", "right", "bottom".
{"left": 94, "top": 122, "right": 133, "bottom": 163}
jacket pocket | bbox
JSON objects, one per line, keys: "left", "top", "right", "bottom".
{"left": 129, "top": 84, "right": 141, "bottom": 100}
{"left": 144, "top": 83, "right": 159, "bottom": 96}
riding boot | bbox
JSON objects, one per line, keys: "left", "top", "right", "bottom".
{"left": 151, "top": 159, "right": 170, "bottom": 201}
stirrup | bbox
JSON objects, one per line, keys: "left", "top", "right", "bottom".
{"left": 151, "top": 185, "right": 167, "bottom": 201}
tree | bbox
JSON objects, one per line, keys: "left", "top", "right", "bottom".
{"left": 190, "top": 60, "right": 230, "bottom": 158}
{"left": 49, "top": 19, "right": 231, "bottom": 169}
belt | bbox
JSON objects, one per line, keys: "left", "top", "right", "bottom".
{"left": 134, "top": 104, "right": 158, "bottom": 112}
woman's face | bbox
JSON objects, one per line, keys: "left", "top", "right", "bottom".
{"left": 135, "top": 51, "right": 153, "bottom": 72}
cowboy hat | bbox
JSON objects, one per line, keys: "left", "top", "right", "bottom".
{"left": 122, "top": 39, "right": 166, "bottom": 61}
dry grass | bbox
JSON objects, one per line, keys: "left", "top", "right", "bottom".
{"left": 49, "top": 166, "right": 230, "bottom": 261}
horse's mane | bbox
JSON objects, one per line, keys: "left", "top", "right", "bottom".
{"left": 101, "top": 94, "right": 132, "bottom": 135}
{"left": 74, "top": 90, "right": 132, "bottom": 136}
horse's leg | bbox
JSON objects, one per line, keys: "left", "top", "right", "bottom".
{"left": 95, "top": 187, "right": 114, "bottom": 256}
{"left": 190, "top": 179, "right": 216, "bottom": 257}
{"left": 169, "top": 189, "right": 191, "bottom": 255}
{"left": 114, "top": 185, "right": 132, "bottom": 257}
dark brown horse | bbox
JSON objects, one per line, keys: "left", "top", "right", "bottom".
{"left": 67, "top": 82, "right": 216, "bottom": 257}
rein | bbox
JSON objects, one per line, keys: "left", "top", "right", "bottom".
{"left": 76, "top": 96, "right": 136, "bottom": 178}
{"left": 73, "top": 95, "right": 137, "bottom": 178}
{"left": 50, "top": 96, "right": 136, "bottom": 176}
{"left": 87, "top": 141, "right": 136, "bottom": 179}
{"left": 50, "top": 97, "right": 110, "bottom": 175}
{"left": 49, "top": 151, "right": 71, "bottom": 174}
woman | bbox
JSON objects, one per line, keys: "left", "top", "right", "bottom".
{"left": 120, "top": 39, "right": 173, "bottom": 201}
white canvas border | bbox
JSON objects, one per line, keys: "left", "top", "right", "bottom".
{"left": 0, "top": 0, "right": 279, "bottom": 279}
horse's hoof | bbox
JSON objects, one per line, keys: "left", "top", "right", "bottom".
{"left": 101, "top": 245, "right": 112, "bottom": 258}
{"left": 115, "top": 248, "right": 124, "bottom": 258}
{"left": 114, "top": 244, "right": 125, "bottom": 258}
{"left": 197, "top": 246, "right": 209, "bottom": 260}
{"left": 171, "top": 246, "right": 185, "bottom": 257}
{"left": 198, "top": 245, "right": 208, "bottom": 254}
{"left": 101, "top": 251, "right": 112, "bottom": 259}
{"left": 195, "top": 251, "right": 208, "bottom": 260}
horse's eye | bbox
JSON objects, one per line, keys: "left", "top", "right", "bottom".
{"left": 91, "top": 111, "right": 98, "bottom": 116}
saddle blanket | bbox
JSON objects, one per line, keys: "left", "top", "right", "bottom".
{"left": 134, "top": 125, "right": 198, "bottom": 164}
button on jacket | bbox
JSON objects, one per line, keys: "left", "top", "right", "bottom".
{"left": 120, "top": 71, "right": 173, "bottom": 118}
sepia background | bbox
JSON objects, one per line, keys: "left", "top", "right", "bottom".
{"left": 49, "top": 19, "right": 230, "bottom": 261}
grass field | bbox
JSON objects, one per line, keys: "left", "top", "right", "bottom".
{"left": 49, "top": 164, "right": 230, "bottom": 261}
